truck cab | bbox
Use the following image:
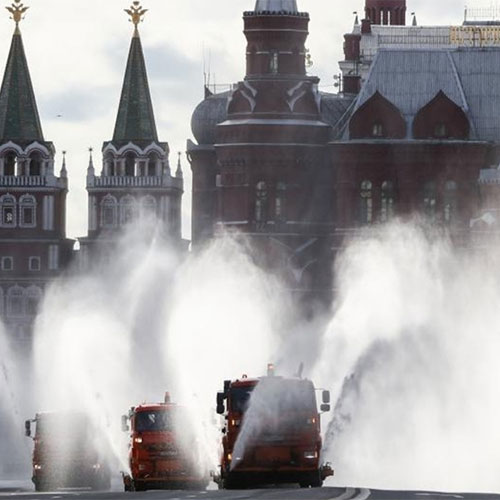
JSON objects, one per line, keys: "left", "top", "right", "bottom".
{"left": 216, "top": 365, "right": 333, "bottom": 489}
{"left": 24, "top": 412, "right": 111, "bottom": 492}
{"left": 121, "top": 393, "right": 208, "bottom": 491}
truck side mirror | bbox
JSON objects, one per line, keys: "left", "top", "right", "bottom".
{"left": 24, "top": 420, "right": 31, "bottom": 438}
{"left": 216, "top": 392, "right": 225, "bottom": 415}
{"left": 223, "top": 380, "right": 231, "bottom": 396}
{"left": 320, "top": 404, "right": 331, "bottom": 413}
{"left": 121, "top": 415, "right": 130, "bottom": 432}
{"left": 322, "top": 390, "right": 331, "bottom": 404}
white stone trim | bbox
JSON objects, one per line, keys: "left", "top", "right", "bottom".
{"left": 1, "top": 256, "right": 14, "bottom": 271}
{"left": 0, "top": 193, "right": 16, "bottom": 228}
{"left": 48, "top": 245, "right": 59, "bottom": 271}
{"left": 19, "top": 194, "right": 36, "bottom": 228}
{"left": 29, "top": 256, "right": 41, "bottom": 272}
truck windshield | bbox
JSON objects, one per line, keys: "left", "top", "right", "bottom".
{"left": 135, "top": 410, "right": 179, "bottom": 432}
{"left": 230, "top": 386, "right": 255, "bottom": 413}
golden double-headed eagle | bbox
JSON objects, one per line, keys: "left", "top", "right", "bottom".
{"left": 6, "top": 0, "right": 29, "bottom": 26}
{"left": 125, "top": 1, "right": 148, "bottom": 27}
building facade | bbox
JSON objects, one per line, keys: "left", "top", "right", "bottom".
{"left": 0, "top": 9, "right": 73, "bottom": 344}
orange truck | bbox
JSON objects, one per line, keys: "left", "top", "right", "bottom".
{"left": 24, "top": 412, "right": 111, "bottom": 492}
{"left": 121, "top": 393, "right": 209, "bottom": 492}
{"left": 215, "top": 364, "right": 333, "bottom": 489}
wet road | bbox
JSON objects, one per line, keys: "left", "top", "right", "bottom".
{"left": 0, "top": 483, "right": 499, "bottom": 500}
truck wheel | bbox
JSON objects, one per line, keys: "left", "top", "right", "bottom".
{"left": 134, "top": 481, "right": 147, "bottom": 492}
{"left": 310, "top": 472, "right": 323, "bottom": 488}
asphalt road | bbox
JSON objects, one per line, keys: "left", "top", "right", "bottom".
{"left": 0, "top": 483, "right": 499, "bottom": 500}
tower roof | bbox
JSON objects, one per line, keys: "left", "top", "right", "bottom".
{"left": 112, "top": 29, "right": 158, "bottom": 145}
{"left": 254, "top": 0, "right": 298, "bottom": 13}
{"left": 0, "top": 28, "right": 44, "bottom": 144}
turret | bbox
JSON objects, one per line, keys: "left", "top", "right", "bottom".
{"left": 365, "top": 0, "right": 406, "bottom": 26}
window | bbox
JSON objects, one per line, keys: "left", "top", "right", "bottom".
{"left": 25, "top": 286, "right": 42, "bottom": 316}
{"left": 147, "top": 154, "right": 158, "bottom": 176}
{"left": 101, "top": 195, "right": 118, "bottom": 228}
{"left": 275, "top": 182, "right": 287, "bottom": 221}
{"left": 0, "top": 288, "right": 3, "bottom": 316}
{"left": 1, "top": 256, "right": 13, "bottom": 271}
{"left": 380, "top": 181, "right": 395, "bottom": 222}
{"left": 106, "top": 154, "right": 115, "bottom": 176}
{"left": 120, "top": 196, "right": 137, "bottom": 225}
{"left": 372, "top": 123, "right": 384, "bottom": 137}
{"left": 7, "top": 287, "right": 24, "bottom": 317}
{"left": 19, "top": 195, "right": 36, "bottom": 228}
{"left": 125, "top": 153, "right": 136, "bottom": 177}
{"left": 360, "top": 180, "right": 373, "bottom": 224}
{"left": 0, "top": 194, "right": 16, "bottom": 227}
{"left": 255, "top": 181, "right": 268, "bottom": 229}
{"left": 423, "top": 181, "right": 437, "bottom": 221}
{"left": 434, "top": 123, "right": 447, "bottom": 138}
{"left": 444, "top": 180, "right": 458, "bottom": 224}
{"left": 140, "top": 195, "right": 157, "bottom": 219}
{"left": 29, "top": 257, "right": 41, "bottom": 272}
{"left": 270, "top": 51, "right": 279, "bottom": 74}
{"left": 4, "top": 152, "right": 16, "bottom": 175}
{"left": 29, "top": 153, "right": 42, "bottom": 176}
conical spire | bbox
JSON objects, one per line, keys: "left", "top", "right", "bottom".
{"left": 0, "top": 8, "right": 44, "bottom": 144}
{"left": 254, "top": 0, "right": 298, "bottom": 12}
{"left": 112, "top": 3, "right": 157, "bottom": 145}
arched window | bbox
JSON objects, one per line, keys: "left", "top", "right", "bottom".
{"left": 140, "top": 195, "right": 157, "bottom": 219}
{"left": 372, "top": 123, "right": 384, "bottom": 137}
{"left": 7, "top": 286, "right": 24, "bottom": 317}
{"left": 380, "top": 181, "right": 395, "bottom": 222}
{"left": 4, "top": 152, "right": 16, "bottom": 176}
{"left": 147, "top": 154, "right": 158, "bottom": 177}
{"left": 444, "top": 180, "right": 458, "bottom": 224}
{"left": 101, "top": 195, "right": 118, "bottom": 228}
{"left": 125, "top": 153, "right": 136, "bottom": 177}
{"left": 29, "top": 152, "right": 42, "bottom": 176}
{"left": 106, "top": 154, "right": 115, "bottom": 176}
{"left": 25, "top": 286, "right": 42, "bottom": 317}
{"left": 120, "top": 195, "right": 137, "bottom": 225}
{"left": 19, "top": 194, "right": 36, "bottom": 227}
{"left": 275, "top": 182, "right": 287, "bottom": 221}
{"left": 255, "top": 181, "right": 268, "bottom": 229}
{"left": 0, "top": 194, "right": 16, "bottom": 227}
{"left": 360, "top": 180, "right": 373, "bottom": 224}
{"left": 423, "top": 181, "right": 437, "bottom": 221}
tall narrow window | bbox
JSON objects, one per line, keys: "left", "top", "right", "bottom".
{"left": 423, "top": 181, "right": 437, "bottom": 221}
{"left": 275, "top": 182, "right": 287, "bottom": 222}
{"left": 101, "top": 195, "right": 118, "bottom": 228}
{"left": 372, "top": 123, "right": 384, "bottom": 137}
{"left": 270, "top": 51, "right": 279, "bottom": 74}
{"left": 125, "top": 153, "right": 136, "bottom": 177}
{"left": 380, "top": 181, "right": 395, "bottom": 222}
{"left": 106, "top": 154, "right": 115, "bottom": 176}
{"left": 25, "top": 286, "right": 42, "bottom": 316}
{"left": 140, "top": 195, "right": 157, "bottom": 219}
{"left": 120, "top": 196, "right": 137, "bottom": 225}
{"left": 360, "top": 180, "right": 373, "bottom": 224}
{"left": 255, "top": 181, "right": 268, "bottom": 229}
{"left": 29, "top": 153, "right": 42, "bottom": 176}
{"left": 147, "top": 154, "right": 158, "bottom": 176}
{"left": 0, "top": 194, "right": 16, "bottom": 227}
{"left": 4, "top": 153, "right": 16, "bottom": 176}
{"left": 19, "top": 195, "right": 36, "bottom": 228}
{"left": 444, "top": 180, "right": 458, "bottom": 224}
{"left": 7, "top": 287, "right": 24, "bottom": 317}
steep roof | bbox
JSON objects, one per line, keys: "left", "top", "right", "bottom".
{"left": 254, "top": 0, "right": 298, "bottom": 12}
{"left": 112, "top": 30, "right": 158, "bottom": 145}
{"left": 0, "top": 29, "right": 44, "bottom": 144}
{"left": 351, "top": 47, "right": 500, "bottom": 142}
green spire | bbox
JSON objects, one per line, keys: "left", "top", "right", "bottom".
{"left": 112, "top": 30, "right": 158, "bottom": 144}
{"left": 0, "top": 28, "right": 44, "bottom": 144}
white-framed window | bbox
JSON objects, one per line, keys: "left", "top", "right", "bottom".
{"left": 101, "top": 195, "right": 118, "bottom": 229}
{"left": 120, "top": 195, "right": 137, "bottom": 225}
{"left": 19, "top": 194, "right": 36, "bottom": 228}
{"left": 29, "top": 256, "right": 41, "bottom": 272}
{"left": 7, "top": 286, "right": 24, "bottom": 317}
{"left": 270, "top": 50, "right": 279, "bottom": 74}
{"left": 0, "top": 194, "right": 16, "bottom": 227}
{"left": 1, "top": 256, "right": 13, "bottom": 271}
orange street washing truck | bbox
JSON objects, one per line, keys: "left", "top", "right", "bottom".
{"left": 121, "top": 393, "right": 209, "bottom": 492}
{"left": 215, "top": 364, "right": 333, "bottom": 489}
{"left": 24, "top": 412, "right": 111, "bottom": 492}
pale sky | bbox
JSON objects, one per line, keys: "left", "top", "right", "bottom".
{"left": 0, "top": 0, "right": 490, "bottom": 240}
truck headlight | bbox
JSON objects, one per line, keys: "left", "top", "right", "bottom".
{"left": 304, "top": 451, "right": 318, "bottom": 459}
{"left": 92, "top": 464, "right": 101, "bottom": 470}
{"left": 134, "top": 437, "right": 143, "bottom": 444}
{"left": 34, "top": 464, "right": 42, "bottom": 471}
